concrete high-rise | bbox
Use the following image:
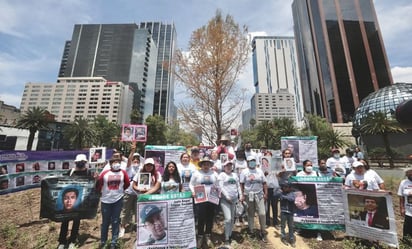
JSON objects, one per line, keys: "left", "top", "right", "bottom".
{"left": 251, "top": 36, "right": 304, "bottom": 126}
{"left": 292, "top": 0, "right": 393, "bottom": 123}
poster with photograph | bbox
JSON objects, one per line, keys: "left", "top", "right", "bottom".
{"left": 121, "top": 124, "right": 148, "bottom": 142}
{"left": 144, "top": 145, "right": 186, "bottom": 176}
{"left": 89, "top": 147, "right": 106, "bottom": 164}
{"left": 289, "top": 176, "right": 345, "bottom": 231}
{"left": 0, "top": 150, "right": 112, "bottom": 195}
{"left": 208, "top": 184, "right": 221, "bottom": 205}
{"left": 194, "top": 185, "right": 207, "bottom": 204}
{"left": 40, "top": 175, "right": 100, "bottom": 222}
{"left": 138, "top": 173, "right": 151, "bottom": 189}
{"left": 220, "top": 153, "right": 228, "bottom": 164}
{"left": 343, "top": 189, "right": 398, "bottom": 248}
{"left": 136, "top": 192, "right": 196, "bottom": 248}
{"left": 260, "top": 156, "right": 271, "bottom": 172}
{"left": 281, "top": 136, "right": 318, "bottom": 169}
{"left": 283, "top": 158, "right": 296, "bottom": 171}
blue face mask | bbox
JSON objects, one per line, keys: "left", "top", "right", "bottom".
{"left": 76, "top": 162, "right": 86, "bottom": 168}
{"left": 248, "top": 161, "right": 256, "bottom": 169}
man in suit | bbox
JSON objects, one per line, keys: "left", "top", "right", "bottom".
{"left": 360, "top": 196, "right": 389, "bottom": 229}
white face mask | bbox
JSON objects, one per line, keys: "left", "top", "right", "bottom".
{"left": 333, "top": 153, "right": 340, "bottom": 159}
{"left": 132, "top": 163, "right": 139, "bottom": 171}
{"left": 305, "top": 166, "right": 313, "bottom": 173}
{"left": 112, "top": 163, "right": 121, "bottom": 171}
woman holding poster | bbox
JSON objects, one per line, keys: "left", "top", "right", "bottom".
{"left": 189, "top": 156, "right": 219, "bottom": 248}
{"left": 132, "top": 158, "right": 162, "bottom": 194}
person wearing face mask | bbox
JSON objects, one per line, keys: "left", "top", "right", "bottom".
{"left": 239, "top": 155, "right": 268, "bottom": 242}
{"left": 297, "top": 160, "right": 317, "bottom": 176}
{"left": 120, "top": 142, "right": 142, "bottom": 237}
{"left": 96, "top": 156, "right": 130, "bottom": 249}
{"left": 57, "top": 154, "right": 95, "bottom": 249}
{"left": 397, "top": 168, "right": 412, "bottom": 241}
{"left": 326, "top": 148, "right": 346, "bottom": 177}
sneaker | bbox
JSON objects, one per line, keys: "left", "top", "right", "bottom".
{"left": 196, "top": 235, "right": 204, "bottom": 248}
{"left": 259, "top": 232, "right": 267, "bottom": 243}
{"left": 281, "top": 238, "right": 289, "bottom": 246}
{"left": 235, "top": 218, "right": 241, "bottom": 227}
{"left": 68, "top": 243, "right": 76, "bottom": 249}
{"left": 205, "top": 234, "right": 213, "bottom": 247}
{"left": 57, "top": 244, "right": 65, "bottom": 249}
{"left": 243, "top": 220, "right": 248, "bottom": 226}
{"left": 290, "top": 241, "right": 296, "bottom": 248}
{"left": 317, "top": 232, "right": 323, "bottom": 241}
{"left": 119, "top": 226, "right": 125, "bottom": 238}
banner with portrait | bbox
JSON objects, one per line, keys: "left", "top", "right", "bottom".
{"left": 281, "top": 136, "right": 318, "bottom": 170}
{"left": 144, "top": 145, "right": 186, "bottom": 175}
{"left": 289, "top": 176, "right": 345, "bottom": 231}
{"left": 0, "top": 150, "right": 111, "bottom": 195}
{"left": 136, "top": 192, "right": 196, "bottom": 249}
{"left": 40, "top": 175, "right": 100, "bottom": 222}
{"left": 343, "top": 189, "right": 398, "bottom": 248}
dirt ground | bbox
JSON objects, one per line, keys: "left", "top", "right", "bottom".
{"left": 0, "top": 187, "right": 405, "bottom": 249}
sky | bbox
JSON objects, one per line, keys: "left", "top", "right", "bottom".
{"left": 0, "top": 0, "right": 411, "bottom": 109}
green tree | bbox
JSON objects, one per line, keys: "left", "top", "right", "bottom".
{"left": 256, "top": 120, "right": 276, "bottom": 148}
{"left": 249, "top": 118, "right": 256, "bottom": 129}
{"left": 174, "top": 10, "right": 249, "bottom": 144}
{"left": 359, "top": 111, "right": 406, "bottom": 168}
{"left": 91, "top": 115, "right": 120, "bottom": 147}
{"left": 130, "top": 108, "right": 142, "bottom": 124}
{"left": 165, "top": 120, "right": 199, "bottom": 146}
{"left": 15, "top": 107, "right": 50, "bottom": 151}
{"left": 145, "top": 115, "right": 167, "bottom": 145}
{"left": 63, "top": 117, "right": 96, "bottom": 149}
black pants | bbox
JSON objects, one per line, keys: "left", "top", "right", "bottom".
{"left": 59, "top": 218, "right": 80, "bottom": 244}
{"left": 266, "top": 188, "right": 279, "bottom": 226}
{"left": 197, "top": 202, "right": 216, "bottom": 235}
{"left": 404, "top": 215, "right": 412, "bottom": 240}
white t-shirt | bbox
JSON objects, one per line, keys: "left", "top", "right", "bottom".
{"left": 344, "top": 171, "right": 379, "bottom": 190}
{"left": 239, "top": 167, "right": 267, "bottom": 194}
{"left": 161, "top": 178, "right": 180, "bottom": 194}
{"left": 189, "top": 169, "right": 218, "bottom": 195}
{"left": 218, "top": 171, "right": 241, "bottom": 201}
{"left": 326, "top": 157, "right": 346, "bottom": 175}
{"left": 397, "top": 178, "right": 412, "bottom": 217}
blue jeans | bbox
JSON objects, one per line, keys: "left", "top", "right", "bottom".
{"left": 280, "top": 212, "right": 294, "bottom": 242}
{"left": 101, "top": 198, "right": 124, "bottom": 246}
{"left": 220, "top": 198, "right": 236, "bottom": 240}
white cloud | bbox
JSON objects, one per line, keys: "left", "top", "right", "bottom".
{"left": 0, "top": 92, "right": 22, "bottom": 108}
{"left": 391, "top": 66, "right": 412, "bottom": 83}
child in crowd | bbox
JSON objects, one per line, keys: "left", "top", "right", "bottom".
{"left": 279, "top": 181, "right": 296, "bottom": 248}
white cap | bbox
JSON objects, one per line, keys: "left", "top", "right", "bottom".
{"left": 247, "top": 155, "right": 256, "bottom": 161}
{"left": 144, "top": 158, "right": 155, "bottom": 165}
{"left": 133, "top": 152, "right": 140, "bottom": 157}
{"left": 352, "top": 161, "right": 364, "bottom": 168}
{"left": 74, "top": 154, "right": 87, "bottom": 162}
{"left": 223, "top": 160, "right": 234, "bottom": 167}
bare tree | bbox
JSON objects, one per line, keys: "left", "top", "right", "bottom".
{"left": 174, "top": 10, "right": 249, "bottom": 144}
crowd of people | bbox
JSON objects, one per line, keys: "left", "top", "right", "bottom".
{"left": 54, "top": 142, "right": 412, "bottom": 249}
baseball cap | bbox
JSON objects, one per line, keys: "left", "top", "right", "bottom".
{"left": 331, "top": 148, "right": 340, "bottom": 153}
{"left": 352, "top": 161, "right": 364, "bottom": 168}
{"left": 144, "top": 158, "right": 155, "bottom": 165}
{"left": 74, "top": 154, "right": 87, "bottom": 162}
{"left": 140, "top": 205, "right": 161, "bottom": 223}
{"left": 199, "top": 156, "right": 213, "bottom": 166}
{"left": 223, "top": 160, "right": 233, "bottom": 167}
{"left": 133, "top": 152, "right": 140, "bottom": 157}
{"left": 246, "top": 155, "right": 256, "bottom": 161}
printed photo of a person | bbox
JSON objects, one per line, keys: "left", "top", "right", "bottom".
{"left": 32, "top": 162, "right": 40, "bottom": 171}
{"left": 0, "top": 165, "right": 8, "bottom": 175}
{"left": 359, "top": 196, "right": 389, "bottom": 230}
{"left": 135, "top": 126, "right": 146, "bottom": 141}
{"left": 48, "top": 162, "right": 56, "bottom": 170}
{"left": 16, "top": 163, "right": 25, "bottom": 172}
{"left": 122, "top": 126, "right": 134, "bottom": 141}
{"left": 57, "top": 187, "right": 81, "bottom": 212}
{"left": 294, "top": 184, "right": 319, "bottom": 218}
{"left": 139, "top": 204, "right": 168, "bottom": 245}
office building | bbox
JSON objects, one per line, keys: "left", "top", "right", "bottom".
{"left": 292, "top": 0, "right": 393, "bottom": 123}
{"left": 138, "top": 22, "right": 177, "bottom": 123}
{"left": 20, "top": 77, "right": 133, "bottom": 124}
{"left": 58, "top": 23, "right": 169, "bottom": 122}
{"left": 251, "top": 36, "right": 304, "bottom": 126}
{"left": 251, "top": 90, "right": 296, "bottom": 124}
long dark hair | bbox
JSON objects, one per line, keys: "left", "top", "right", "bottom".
{"left": 162, "top": 161, "right": 181, "bottom": 183}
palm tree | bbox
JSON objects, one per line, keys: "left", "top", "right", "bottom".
{"left": 360, "top": 111, "right": 406, "bottom": 168}
{"left": 256, "top": 120, "right": 276, "bottom": 148}
{"left": 63, "top": 117, "right": 96, "bottom": 149}
{"left": 15, "top": 107, "right": 50, "bottom": 151}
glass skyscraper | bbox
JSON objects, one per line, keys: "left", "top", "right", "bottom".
{"left": 292, "top": 0, "right": 393, "bottom": 123}
{"left": 58, "top": 22, "right": 176, "bottom": 122}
